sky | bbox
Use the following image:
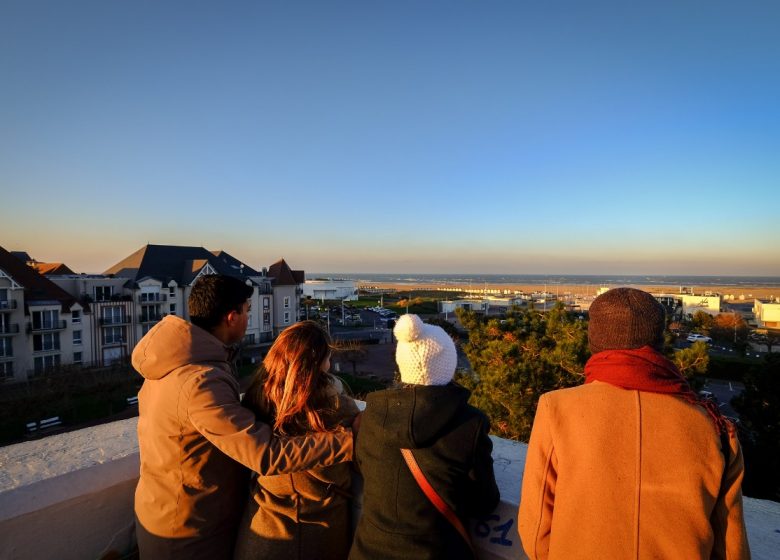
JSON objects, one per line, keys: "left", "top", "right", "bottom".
{"left": 1, "top": 1, "right": 779, "bottom": 276}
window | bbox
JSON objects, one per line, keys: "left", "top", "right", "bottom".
{"left": 102, "top": 306, "right": 125, "bottom": 324}
{"left": 94, "top": 286, "right": 113, "bottom": 301}
{"left": 141, "top": 305, "right": 161, "bottom": 323}
{"left": 169, "top": 303, "right": 176, "bottom": 315}
{"left": 0, "top": 288, "right": 7, "bottom": 302}
{"left": 71, "top": 310, "right": 81, "bottom": 324}
{"left": 169, "top": 286, "right": 176, "bottom": 298}
{"left": 284, "top": 311, "right": 290, "bottom": 324}
{"left": 263, "top": 312, "right": 270, "bottom": 326}
{"left": 73, "top": 330, "right": 82, "bottom": 345}
{"left": 283, "top": 296, "right": 290, "bottom": 308}
{"left": 73, "top": 351, "right": 82, "bottom": 364}
{"left": 0, "top": 338, "right": 12, "bottom": 358}
{"left": 263, "top": 297, "right": 270, "bottom": 310}
{"left": 34, "top": 333, "right": 60, "bottom": 352}
{"left": 34, "top": 354, "right": 60, "bottom": 374}
{"left": 142, "top": 323, "right": 153, "bottom": 336}
{"left": 0, "top": 361, "right": 12, "bottom": 379}
{"left": 103, "top": 326, "right": 125, "bottom": 344}
{"left": 248, "top": 311, "right": 252, "bottom": 327}
{"left": 32, "top": 309, "right": 60, "bottom": 330}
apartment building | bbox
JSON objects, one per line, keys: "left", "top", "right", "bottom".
{"left": 1, "top": 244, "right": 307, "bottom": 381}
{"left": 0, "top": 246, "right": 90, "bottom": 383}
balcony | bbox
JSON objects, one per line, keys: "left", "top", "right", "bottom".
{"left": 0, "top": 324, "right": 19, "bottom": 336}
{"left": 102, "top": 338, "right": 126, "bottom": 347}
{"left": 138, "top": 313, "right": 163, "bottom": 324}
{"left": 1, "top": 411, "right": 779, "bottom": 560}
{"left": 27, "top": 320, "right": 67, "bottom": 333}
{"left": 0, "top": 353, "right": 13, "bottom": 361}
{"left": 99, "top": 317, "right": 130, "bottom": 326}
{"left": 138, "top": 294, "right": 167, "bottom": 304}
{"left": 0, "top": 300, "right": 18, "bottom": 312}
{"left": 32, "top": 346, "right": 61, "bottom": 355}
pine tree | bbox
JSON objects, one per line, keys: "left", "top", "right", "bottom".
{"left": 455, "top": 302, "right": 588, "bottom": 442}
{"left": 732, "top": 353, "right": 780, "bottom": 500}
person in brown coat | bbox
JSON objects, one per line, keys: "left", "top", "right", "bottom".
{"left": 234, "top": 320, "right": 360, "bottom": 560}
{"left": 518, "top": 287, "right": 751, "bottom": 560}
{"left": 133, "top": 275, "right": 356, "bottom": 560}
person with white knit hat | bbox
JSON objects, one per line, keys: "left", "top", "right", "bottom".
{"left": 394, "top": 313, "right": 458, "bottom": 386}
{"left": 349, "top": 314, "right": 499, "bottom": 560}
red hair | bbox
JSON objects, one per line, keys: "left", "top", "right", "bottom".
{"left": 244, "top": 321, "right": 333, "bottom": 435}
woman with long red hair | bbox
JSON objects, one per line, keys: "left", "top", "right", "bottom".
{"left": 234, "top": 321, "right": 359, "bottom": 560}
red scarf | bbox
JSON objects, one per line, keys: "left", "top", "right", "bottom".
{"left": 584, "top": 346, "right": 730, "bottom": 434}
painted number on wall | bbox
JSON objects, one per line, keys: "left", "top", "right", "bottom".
{"left": 474, "top": 514, "right": 514, "bottom": 547}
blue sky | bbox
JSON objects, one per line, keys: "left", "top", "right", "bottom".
{"left": 1, "top": 1, "right": 779, "bottom": 275}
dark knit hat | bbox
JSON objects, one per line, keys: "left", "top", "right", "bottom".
{"left": 588, "top": 287, "right": 666, "bottom": 354}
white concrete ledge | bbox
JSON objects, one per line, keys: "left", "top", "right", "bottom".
{"left": 1, "top": 418, "right": 779, "bottom": 560}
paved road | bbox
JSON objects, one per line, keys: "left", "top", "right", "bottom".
{"left": 701, "top": 379, "right": 744, "bottom": 418}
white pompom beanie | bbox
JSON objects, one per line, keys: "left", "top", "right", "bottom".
{"left": 394, "top": 314, "right": 457, "bottom": 386}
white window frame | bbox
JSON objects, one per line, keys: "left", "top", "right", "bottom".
{"left": 71, "top": 310, "right": 81, "bottom": 324}
{"left": 103, "top": 326, "right": 125, "bottom": 345}
{"left": 283, "top": 296, "right": 290, "bottom": 308}
{"left": 95, "top": 286, "right": 113, "bottom": 301}
{"left": 284, "top": 311, "right": 290, "bottom": 324}
{"left": 0, "top": 337, "right": 12, "bottom": 358}
{"left": 34, "top": 354, "right": 60, "bottom": 374}
{"left": 0, "top": 361, "right": 12, "bottom": 379}
{"left": 33, "top": 309, "right": 60, "bottom": 330}
{"left": 34, "top": 332, "right": 60, "bottom": 352}
{"left": 73, "top": 351, "right": 82, "bottom": 364}
{"left": 73, "top": 330, "right": 82, "bottom": 346}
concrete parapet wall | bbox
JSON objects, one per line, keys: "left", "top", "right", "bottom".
{"left": 1, "top": 417, "right": 779, "bottom": 559}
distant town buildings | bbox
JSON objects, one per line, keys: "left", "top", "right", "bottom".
{"left": 0, "top": 244, "right": 305, "bottom": 383}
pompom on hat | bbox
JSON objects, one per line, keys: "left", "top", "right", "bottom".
{"left": 588, "top": 287, "right": 666, "bottom": 354}
{"left": 394, "top": 314, "right": 457, "bottom": 386}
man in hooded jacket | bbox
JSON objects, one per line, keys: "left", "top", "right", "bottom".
{"left": 133, "top": 275, "right": 355, "bottom": 559}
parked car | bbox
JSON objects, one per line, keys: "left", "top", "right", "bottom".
{"left": 687, "top": 333, "right": 712, "bottom": 343}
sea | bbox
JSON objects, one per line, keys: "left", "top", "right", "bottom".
{"left": 309, "top": 274, "right": 780, "bottom": 288}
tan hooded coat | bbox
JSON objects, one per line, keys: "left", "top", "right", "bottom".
{"left": 132, "top": 316, "right": 353, "bottom": 559}
{"left": 233, "top": 375, "right": 360, "bottom": 560}
{"left": 518, "top": 381, "right": 750, "bottom": 560}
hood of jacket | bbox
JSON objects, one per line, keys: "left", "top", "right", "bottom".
{"left": 132, "top": 315, "right": 230, "bottom": 380}
{"left": 364, "top": 383, "right": 471, "bottom": 449}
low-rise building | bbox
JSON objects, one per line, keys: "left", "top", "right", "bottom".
{"left": 754, "top": 299, "right": 780, "bottom": 329}
{"left": 267, "top": 259, "right": 304, "bottom": 336}
{"left": 301, "top": 278, "right": 357, "bottom": 302}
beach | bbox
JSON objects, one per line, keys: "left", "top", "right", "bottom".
{"left": 360, "top": 282, "right": 780, "bottom": 302}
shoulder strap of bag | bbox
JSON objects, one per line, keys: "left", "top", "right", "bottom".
{"left": 400, "top": 448, "right": 476, "bottom": 556}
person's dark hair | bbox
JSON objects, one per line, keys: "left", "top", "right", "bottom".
{"left": 188, "top": 274, "right": 254, "bottom": 332}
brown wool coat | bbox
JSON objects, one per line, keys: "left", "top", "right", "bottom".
{"left": 233, "top": 376, "right": 360, "bottom": 560}
{"left": 518, "top": 381, "right": 750, "bottom": 560}
{"left": 133, "top": 316, "right": 353, "bottom": 560}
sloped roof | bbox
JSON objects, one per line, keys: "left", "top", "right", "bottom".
{"left": 0, "top": 245, "right": 77, "bottom": 312}
{"left": 11, "top": 251, "right": 33, "bottom": 263}
{"left": 103, "top": 244, "right": 259, "bottom": 285}
{"left": 33, "top": 262, "right": 76, "bottom": 275}
{"left": 267, "top": 258, "right": 303, "bottom": 286}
